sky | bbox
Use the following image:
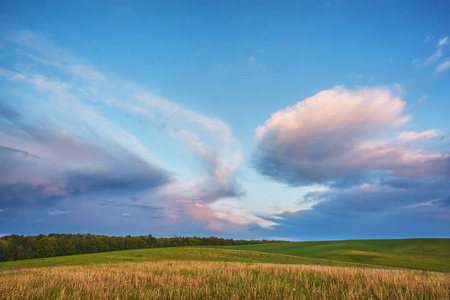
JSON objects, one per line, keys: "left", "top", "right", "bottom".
{"left": 0, "top": 0, "right": 449, "bottom": 240}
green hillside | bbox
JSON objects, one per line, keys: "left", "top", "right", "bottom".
{"left": 0, "top": 247, "right": 367, "bottom": 271}
{"left": 211, "top": 238, "right": 450, "bottom": 272}
{"left": 1, "top": 238, "right": 448, "bottom": 272}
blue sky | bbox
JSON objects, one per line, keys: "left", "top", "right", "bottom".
{"left": 0, "top": 0, "right": 449, "bottom": 240}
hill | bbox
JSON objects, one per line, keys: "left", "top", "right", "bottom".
{"left": 1, "top": 239, "right": 449, "bottom": 298}
{"left": 1, "top": 238, "right": 448, "bottom": 272}
{"left": 0, "top": 247, "right": 366, "bottom": 271}
{"left": 1, "top": 245, "right": 449, "bottom": 299}
{"left": 210, "top": 238, "right": 450, "bottom": 272}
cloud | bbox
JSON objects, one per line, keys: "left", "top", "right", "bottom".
{"left": 253, "top": 86, "right": 449, "bottom": 187}
{"left": 438, "top": 37, "right": 448, "bottom": 46}
{"left": 0, "top": 30, "right": 260, "bottom": 233}
{"left": 272, "top": 177, "right": 450, "bottom": 240}
{"left": 0, "top": 124, "right": 171, "bottom": 203}
{"left": 436, "top": 60, "right": 450, "bottom": 73}
{"left": 425, "top": 49, "right": 443, "bottom": 65}
{"left": 0, "top": 102, "right": 171, "bottom": 205}
{"left": 0, "top": 102, "right": 20, "bottom": 121}
{"left": 297, "top": 188, "right": 330, "bottom": 208}
{"left": 397, "top": 130, "right": 443, "bottom": 143}
{"left": 252, "top": 86, "right": 450, "bottom": 239}
{"left": 422, "top": 36, "right": 450, "bottom": 73}
{"left": 48, "top": 210, "right": 69, "bottom": 215}
{"left": 424, "top": 37, "right": 447, "bottom": 65}
{"left": 1, "top": 30, "right": 242, "bottom": 206}
{"left": 208, "top": 200, "right": 277, "bottom": 229}
{"left": 242, "top": 56, "right": 266, "bottom": 73}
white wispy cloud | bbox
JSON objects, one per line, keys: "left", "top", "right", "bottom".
{"left": 397, "top": 130, "right": 443, "bottom": 143}
{"left": 48, "top": 210, "right": 70, "bottom": 215}
{"left": 436, "top": 60, "right": 450, "bottom": 73}
{"left": 208, "top": 200, "right": 277, "bottom": 228}
{"left": 425, "top": 49, "right": 443, "bottom": 65}
{"left": 423, "top": 36, "right": 449, "bottom": 73}
{"left": 243, "top": 56, "right": 267, "bottom": 72}
{"left": 0, "top": 30, "right": 263, "bottom": 230}
{"left": 438, "top": 37, "right": 448, "bottom": 46}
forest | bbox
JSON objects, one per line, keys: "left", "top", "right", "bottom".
{"left": 0, "top": 233, "right": 277, "bottom": 262}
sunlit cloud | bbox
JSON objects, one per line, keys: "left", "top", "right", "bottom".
{"left": 1, "top": 1, "right": 449, "bottom": 240}
{"left": 397, "top": 130, "right": 443, "bottom": 143}
{"left": 252, "top": 86, "right": 450, "bottom": 239}
{"left": 209, "top": 200, "right": 277, "bottom": 228}
{"left": 254, "top": 86, "right": 449, "bottom": 186}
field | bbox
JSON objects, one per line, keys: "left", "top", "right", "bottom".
{"left": 1, "top": 239, "right": 449, "bottom": 299}
{"left": 1, "top": 261, "right": 449, "bottom": 299}
{"left": 211, "top": 238, "right": 450, "bottom": 272}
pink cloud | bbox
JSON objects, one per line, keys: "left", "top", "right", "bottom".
{"left": 397, "top": 130, "right": 443, "bottom": 142}
{"left": 438, "top": 37, "right": 448, "bottom": 46}
{"left": 254, "top": 86, "right": 449, "bottom": 186}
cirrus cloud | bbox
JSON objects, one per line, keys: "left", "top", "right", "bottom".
{"left": 0, "top": 30, "right": 254, "bottom": 235}
{"left": 397, "top": 130, "right": 443, "bottom": 143}
{"left": 436, "top": 60, "right": 450, "bottom": 74}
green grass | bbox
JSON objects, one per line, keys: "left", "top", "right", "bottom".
{"left": 209, "top": 238, "right": 450, "bottom": 272}
{"left": 0, "top": 247, "right": 369, "bottom": 271}
{"left": 1, "top": 238, "right": 448, "bottom": 272}
{"left": 1, "top": 239, "right": 449, "bottom": 299}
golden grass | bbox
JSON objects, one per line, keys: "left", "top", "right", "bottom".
{"left": 1, "top": 261, "right": 449, "bottom": 299}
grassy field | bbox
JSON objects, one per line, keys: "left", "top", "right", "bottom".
{"left": 0, "top": 247, "right": 368, "bottom": 271}
{"left": 1, "top": 260, "right": 449, "bottom": 299}
{"left": 1, "top": 239, "right": 449, "bottom": 299}
{"left": 211, "top": 238, "right": 450, "bottom": 272}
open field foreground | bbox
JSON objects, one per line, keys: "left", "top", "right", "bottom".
{"left": 1, "top": 260, "right": 449, "bottom": 300}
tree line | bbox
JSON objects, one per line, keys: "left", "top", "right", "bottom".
{"left": 0, "top": 233, "right": 281, "bottom": 262}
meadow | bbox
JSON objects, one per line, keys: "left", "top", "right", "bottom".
{"left": 1, "top": 260, "right": 449, "bottom": 299}
{"left": 0, "top": 239, "right": 449, "bottom": 299}
{"left": 211, "top": 238, "right": 450, "bottom": 273}
{"left": 0, "top": 247, "right": 361, "bottom": 271}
